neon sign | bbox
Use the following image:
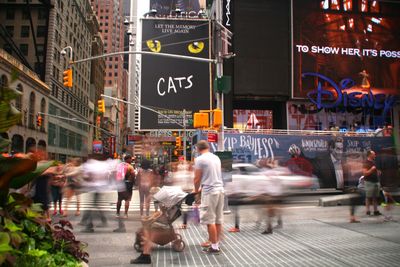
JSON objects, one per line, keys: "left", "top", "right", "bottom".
{"left": 304, "top": 72, "right": 397, "bottom": 115}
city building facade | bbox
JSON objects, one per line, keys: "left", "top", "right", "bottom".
{"left": 0, "top": 0, "right": 103, "bottom": 161}
{"left": 91, "top": 0, "right": 127, "bottom": 157}
{"left": 0, "top": 48, "right": 50, "bottom": 153}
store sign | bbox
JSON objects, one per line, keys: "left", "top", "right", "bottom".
{"left": 224, "top": 0, "right": 232, "bottom": 27}
{"left": 305, "top": 72, "right": 397, "bottom": 114}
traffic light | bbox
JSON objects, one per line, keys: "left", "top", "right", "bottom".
{"left": 63, "top": 69, "right": 73, "bottom": 88}
{"left": 36, "top": 115, "right": 42, "bottom": 127}
{"left": 96, "top": 115, "right": 101, "bottom": 126}
{"left": 212, "top": 109, "right": 222, "bottom": 128}
{"left": 175, "top": 136, "right": 182, "bottom": 149}
{"left": 193, "top": 112, "right": 209, "bottom": 128}
{"left": 97, "top": 99, "right": 105, "bottom": 113}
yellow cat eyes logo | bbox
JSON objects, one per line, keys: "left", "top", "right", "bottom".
{"left": 188, "top": 41, "right": 204, "bottom": 54}
{"left": 146, "top": 40, "right": 161, "bottom": 52}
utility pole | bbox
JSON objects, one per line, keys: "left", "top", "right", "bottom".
{"left": 183, "top": 109, "right": 187, "bottom": 161}
{"left": 215, "top": 0, "right": 225, "bottom": 151}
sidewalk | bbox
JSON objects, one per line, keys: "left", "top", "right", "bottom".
{"left": 67, "top": 192, "right": 400, "bottom": 267}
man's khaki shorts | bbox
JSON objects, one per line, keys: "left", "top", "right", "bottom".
{"left": 365, "top": 181, "right": 380, "bottom": 198}
{"left": 200, "top": 191, "right": 225, "bottom": 225}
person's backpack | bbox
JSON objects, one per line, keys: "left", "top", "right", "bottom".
{"left": 116, "top": 163, "right": 135, "bottom": 190}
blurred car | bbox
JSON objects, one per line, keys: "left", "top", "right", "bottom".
{"left": 226, "top": 163, "right": 314, "bottom": 198}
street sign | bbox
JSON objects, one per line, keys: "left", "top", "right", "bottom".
{"left": 207, "top": 132, "right": 218, "bottom": 143}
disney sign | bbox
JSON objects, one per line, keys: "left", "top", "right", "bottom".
{"left": 304, "top": 72, "right": 397, "bottom": 115}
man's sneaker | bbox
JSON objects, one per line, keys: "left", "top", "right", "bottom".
{"left": 200, "top": 241, "right": 211, "bottom": 248}
{"left": 115, "top": 213, "right": 120, "bottom": 218}
{"left": 223, "top": 210, "right": 232, "bottom": 215}
{"left": 228, "top": 227, "right": 240, "bottom": 233}
{"left": 202, "top": 247, "right": 221, "bottom": 255}
{"left": 381, "top": 202, "right": 388, "bottom": 207}
{"left": 130, "top": 253, "right": 151, "bottom": 264}
{"left": 373, "top": 211, "right": 382, "bottom": 216}
{"left": 366, "top": 211, "right": 371, "bottom": 216}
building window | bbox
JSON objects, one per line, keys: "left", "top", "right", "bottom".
{"left": 19, "top": 44, "right": 28, "bottom": 56}
{"left": 28, "top": 92, "right": 35, "bottom": 129}
{"left": 40, "top": 98, "right": 46, "bottom": 131}
{"left": 37, "top": 44, "right": 45, "bottom": 57}
{"left": 37, "top": 26, "right": 47, "bottom": 37}
{"left": 48, "top": 123, "right": 56, "bottom": 146}
{"left": 15, "top": 84, "right": 23, "bottom": 111}
{"left": 38, "top": 8, "right": 47, "bottom": 20}
{"left": 22, "top": 9, "right": 30, "bottom": 20}
{"left": 21, "top": 26, "right": 30, "bottom": 37}
{"left": 6, "top": 9, "right": 15, "bottom": 20}
{"left": 5, "top": 26, "right": 14, "bottom": 37}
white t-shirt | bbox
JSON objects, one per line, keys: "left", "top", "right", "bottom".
{"left": 194, "top": 152, "right": 224, "bottom": 194}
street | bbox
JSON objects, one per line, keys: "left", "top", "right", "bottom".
{"left": 60, "top": 191, "right": 400, "bottom": 267}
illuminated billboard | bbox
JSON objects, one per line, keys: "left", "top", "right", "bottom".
{"left": 233, "top": 109, "right": 273, "bottom": 130}
{"left": 140, "top": 19, "right": 211, "bottom": 129}
{"left": 150, "top": 0, "right": 203, "bottom": 17}
{"left": 292, "top": 0, "right": 400, "bottom": 104}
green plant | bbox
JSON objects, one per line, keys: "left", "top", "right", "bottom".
{"left": 0, "top": 70, "right": 88, "bottom": 266}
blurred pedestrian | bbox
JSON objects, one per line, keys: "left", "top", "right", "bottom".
{"left": 80, "top": 157, "right": 117, "bottom": 232}
{"left": 137, "top": 159, "right": 154, "bottom": 217}
{"left": 376, "top": 147, "right": 399, "bottom": 221}
{"left": 115, "top": 154, "right": 135, "bottom": 218}
{"left": 31, "top": 163, "right": 58, "bottom": 222}
{"left": 50, "top": 164, "right": 66, "bottom": 216}
{"left": 363, "top": 150, "right": 382, "bottom": 216}
{"left": 194, "top": 140, "right": 224, "bottom": 254}
{"left": 62, "top": 158, "right": 82, "bottom": 217}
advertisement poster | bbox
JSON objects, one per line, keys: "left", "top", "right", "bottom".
{"left": 92, "top": 140, "right": 103, "bottom": 154}
{"left": 292, "top": 0, "right": 400, "bottom": 101}
{"left": 196, "top": 132, "right": 395, "bottom": 189}
{"left": 140, "top": 19, "right": 211, "bottom": 129}
{"left": 233, "top": 109, "right": 273, "bottom": 130}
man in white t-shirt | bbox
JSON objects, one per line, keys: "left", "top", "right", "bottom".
{"left": 194, "top": 140, "right": 224, "bottom": 254}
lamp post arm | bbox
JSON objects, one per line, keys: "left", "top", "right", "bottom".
{"left": 37, "top": 112, "right": 114, "bottom": 136}
{"left": 101, "top": 94, "right": 185, "bottom": 128}
{"left": 70, "top": 51, "right": 216, "bottom": 65}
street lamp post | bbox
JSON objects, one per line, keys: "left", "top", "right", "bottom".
{"left": 61, "top": 46, "right": 73, "bottom": 64}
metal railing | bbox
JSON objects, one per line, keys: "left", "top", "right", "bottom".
{"left": 202, "top": 128, "right": 383, "bottom": 137}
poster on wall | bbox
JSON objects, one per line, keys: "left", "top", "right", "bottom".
{"left": 92, "top": 140, "right": 103, "bottom": 154}
{"left": 140, "top": 19, "right": 211, "bottom": 129}
{"left": 292, "top": 0, "right": 400, "bottom": 115}
{"left": 233, "top": 109, "right": 273, "bottom": 130}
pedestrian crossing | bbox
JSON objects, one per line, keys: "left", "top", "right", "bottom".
{"left": 55, "top": 191, "right": 156, "bottom": 212}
